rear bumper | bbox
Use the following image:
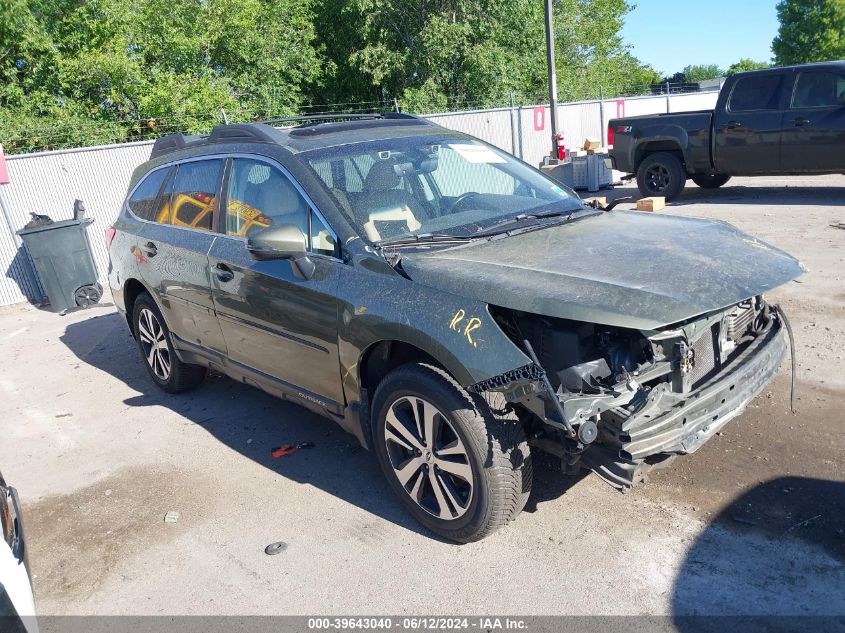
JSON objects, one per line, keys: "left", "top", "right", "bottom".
{"left": 584, "top": 316, "right": 786, "bottom": 486}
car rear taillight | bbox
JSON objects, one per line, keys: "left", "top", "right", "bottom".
{"left": 607, "top": 124, "right": 614, "bottom": 148}
{"left": 105, "top": 226, "right": 116, "bottom": 249}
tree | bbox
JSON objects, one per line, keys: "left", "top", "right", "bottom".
{"left": 0, "top": 0, "right": 324, "bottom": 152}
{"left": 726, "top": 59, "right": 771, "bottom": 75}
{"left": 316, "top": 0, "right": 659, "bottom": 112}
{"left": 682, "top": 64, "right": 724, "bottom": 83}
{"left": 772, "top": 0, "right": 845, "bottom": 65}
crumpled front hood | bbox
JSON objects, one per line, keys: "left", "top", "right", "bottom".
{"left": 400, "top": 211, "right": 804, "bottom": 330}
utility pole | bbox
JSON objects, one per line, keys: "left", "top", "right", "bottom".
{"left": 544, "top": 0, "right": 559, "bottom": 159}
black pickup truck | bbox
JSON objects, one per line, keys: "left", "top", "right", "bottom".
{"left": 609, "top": 61, "right": 845, "bottom": 200}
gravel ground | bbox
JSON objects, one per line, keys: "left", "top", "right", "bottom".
{"left": 0, "top": 174, "right": 843, "bottom": 618}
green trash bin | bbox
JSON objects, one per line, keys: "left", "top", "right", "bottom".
{"left": 16, "top": 217, "right": 102, "bottom": 312}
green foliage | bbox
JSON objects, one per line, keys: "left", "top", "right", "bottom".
{"left": 1, "top": 0, "right": 322, "bottom": 152}
{"left": 772, "top": 0, "right": 845, "bottom": 65}
{"left": 682, "top": 64, "right": 724, "bottom": 83}
{"left": 726, "top": 59, "right": 772, "bottom": 75}
{"left": 2, "top": 0, "right": 661, "bottom": 152}
{"left": 319, "top": 0, "right": 660, "bottom": 112}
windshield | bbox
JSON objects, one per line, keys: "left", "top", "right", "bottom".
{"left": 302, "top": 135, "right": 582, "bottom": 244}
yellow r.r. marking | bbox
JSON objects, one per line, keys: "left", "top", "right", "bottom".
{"left": 464, "top": 317, "right": 481, "bottom": 347}
{"left": 450, "top": 309, "right": 465, "bottom": 331}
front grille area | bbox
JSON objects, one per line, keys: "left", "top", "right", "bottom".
{"left": 690, "top": 325, "right": 719, "bottom": 387}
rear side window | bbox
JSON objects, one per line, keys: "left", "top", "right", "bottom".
{"left": 126, "top": 169, "right": 168, "bottom": 220}
{"left": 792, "top": 71, "right": 845, "bottom": 108}
{"left": 154, "top": 160, "right": 223, "bottom": 231}
{"left": 728, "top": 74, "right": 784, "bottom": 112}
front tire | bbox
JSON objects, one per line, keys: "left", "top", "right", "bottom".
{"left": 371, "top": 363, "right": 531, "bottom": 543}
{"left": 132, "top": 292, "right": 206, "bottom": 393}
{"left": 636, "top": 152, "right": 686, "bottom": 201}
{"left": 691, "top": 173, "right": 731, "bottom": 189}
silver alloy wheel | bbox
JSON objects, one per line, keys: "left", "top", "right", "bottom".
{"left": 383, "top": 395, "right": 474, "bottom": 520}
{"left": 137, "top": 308, "right": 171, "bottom": 381}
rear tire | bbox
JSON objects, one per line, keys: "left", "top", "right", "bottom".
{"left": 691, "top": 173, "right": 731, "bottom": 189}
{"left": 132, "top": 292, "right": 206, "bottom": 393}
{"left": 636, "top": 152, "right": 686, "bottom": 201}
{"left": 371, "top": 363, "right": 531, "bottom": 543}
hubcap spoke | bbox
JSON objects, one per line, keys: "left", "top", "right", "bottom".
{"left": 395, "top": 456, "right": 424, "bottom": 487}
{"left": 437, "top": 470, "right": 468, "bottom": 514}
{"left": 408, "top": 470, "right": 425, "bottom": 503}
{"left": 421, "top": 400, "right": 440, "bottom": 448}
{"left": 385, "top": 407, "right": 424, "bottom": 451}
{"left": 158, "top": 350, "right": 171, "bottom": 375}
{"left": 146, "top": 342, "right": 157, "bottom": 368}
{"left": 428, "top": 468, "right": 453, "bottom": 519}
{"left": 435, "top": 458, "right": 472, "bottom": 482}
{"left": 138, "top": 320, "right": 154, "bottom": 344}
{"left": 436, "top": 439, "right": 464, "bottom": 457}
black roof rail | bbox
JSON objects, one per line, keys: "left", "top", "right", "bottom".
{"left": 260, "top": 112, "right": 423, "bottom": 126}
{"left": 150, "top": 123, "right": 278, "bottom": 159}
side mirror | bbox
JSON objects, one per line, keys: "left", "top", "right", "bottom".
{"left": 247, "top": 224, "right": 315, "bottom": 279}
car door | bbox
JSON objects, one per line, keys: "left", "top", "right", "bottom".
{"left": 208, "top": 155, "right": 345, "bottom": 409}
{"left": 713, "top": 72, "right": 787, "bottom": 174}
{"left": 138, "top": 158, "right": 228, "bottom": 354}
{"left": 781, "top": 68, "right": 845, "bottom": 172}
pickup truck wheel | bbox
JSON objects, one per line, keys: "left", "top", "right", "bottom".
{"left": 371, "top": 363, "right": 531, "bottom": 543}
{"left": 636, "top": 152, "right": 686, "bottom": 200}
{"left": 132, "top": 292, "right": 207, "bottom": 393}
{"left": 691, "top": 174, "right": 731, "bottom": 189}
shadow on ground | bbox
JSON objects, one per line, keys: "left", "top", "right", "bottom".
{"left": 671, "top": 476, "right": 845, "bottom": 629}
{"left": 59, "top": 312, "right": 579, "bottom": 541}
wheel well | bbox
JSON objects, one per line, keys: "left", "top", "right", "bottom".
{"left": 635, "top": 142, "right": 685, "bottom": 171}
{"left": 358, "top": 340, "right": 441, "bottom": 398}
{"left": 123, "top": 278, "right": 147, "bottom": 336}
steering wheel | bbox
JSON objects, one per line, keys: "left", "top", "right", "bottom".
{"left": 451, "top": 191, "right": 481, "bottom": 211}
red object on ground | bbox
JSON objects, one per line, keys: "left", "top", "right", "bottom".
{"left": 0, "top": 145, "right": 10, "bottom": 185}
{"left": 271, "top": 442, "right": 315, "bottom": 458}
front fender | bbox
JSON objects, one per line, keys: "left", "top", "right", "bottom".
{"left": 336, "top": 255, "right": 531, "bottom": 399}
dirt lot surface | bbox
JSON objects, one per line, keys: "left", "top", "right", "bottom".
{"left": 1, "top": 174, "right": 843, "bottom": 619}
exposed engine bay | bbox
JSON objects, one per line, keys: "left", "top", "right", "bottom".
{"left": 483, "top": 297, "right": 789, "bottom": 488}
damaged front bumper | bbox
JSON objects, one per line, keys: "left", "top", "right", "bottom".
{"left": 583, "top": 313, "right": 787, "bottom": 488}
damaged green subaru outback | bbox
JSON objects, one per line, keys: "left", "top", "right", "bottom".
{"left": 108, "top": 113, "right": 803, "bottom": 542}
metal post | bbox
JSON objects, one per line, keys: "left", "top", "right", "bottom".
{"left": 393, "top": 97, "right": 400, "bottom": 113}
{"left": 509, "top": 92, "right": 519, "bottom": 157}
{"left": 544, "top": 0, "right": 559, "bottom": 158}
{"left": 599, "top": 85, "right": 605, "bottom": 146}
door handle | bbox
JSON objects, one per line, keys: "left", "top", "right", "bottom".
{"left": 725, "top": 121, "right": 743, "bottom": 130}
{"left": 794, "top": 118, "right": 810, "bottom": 126}
{"left": 214, "top": 263, "right": 235, "bottom": 283}
{"left": 142, "top": 241, "right": 157, "bottom": 257}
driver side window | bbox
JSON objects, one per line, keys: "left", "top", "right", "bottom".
{"left": 225, "top": 158, "right": 336, "bottom": 256}
{"left": 791, "top": 71, "right": 845, "bottom": 109}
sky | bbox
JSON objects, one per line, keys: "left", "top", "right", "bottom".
{"left": 620, "top": 0, "right": 780, "bottom": 76}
